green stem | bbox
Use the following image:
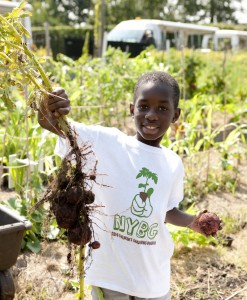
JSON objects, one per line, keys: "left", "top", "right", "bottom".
{"left": 0, "top": 15, "right": 22, "bottom": 44}
{"left": 0, "top": 15, "right": 52, "bottom": 92}
{"left": 2, "top": 40, "right": 23, "bottom": 51}
{"left": 21, "top": 45, "right": 70, "bottom": 136}
{"left": 0, "top": 52, "right": 13, "bottom": 63}
{"left": 1, "top": 13, "right": 70, "bottom": 136}
{"left": 79, "top": 246, "right": 86, "bottom": 300}
{"left": 22, "top": 44, "right": 52, "bottom": 91}
{"left": 144, "top": 177, "right": 149, "bottom": 193}
{"left": 25, "top": 73, "right": 45, "bottom": 92}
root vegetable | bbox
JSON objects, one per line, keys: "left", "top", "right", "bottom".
{"left": 90, "top": 241, "right": 101, "bottom": 249}
{"left": 57, "top": 171, "right": 69, "bottom": 189}
{"left": 84, "top": 190, "right": 95, "bottom": 204}
{"left": 198, "top": 212, "right": 221, "bottom": 236}
{"left": 89, "top": 173, "right": 96, "bottom": 180}
{"left": 68, "top": 224, "right": 92, "bottom": 246}
{"left": 66, "top": 185, "right": 83, "bottom": 204}
{"left": 140, "top": 192, "right": 148, "bottom": 202}
{"left": 55, "top": 203, "right": 78, "bottom": 229}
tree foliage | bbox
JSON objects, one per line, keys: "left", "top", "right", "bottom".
{"left": 105, "top": 0, "right": 168, "bottom": 25}
{"left": 28, "top": 0, "right": 243, "bottom": 27}
{"left": 28, "top": 0, "right": 92, "bottom": 26}
{"left": 176, "top": 0, "right": 240, "bottom": 23}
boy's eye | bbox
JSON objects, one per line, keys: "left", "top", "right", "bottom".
{"left": 159, "top": 106, "right": 168, "bottom": 111}
{"left": 138, "top": 105, "right": 148, "bottom": 110}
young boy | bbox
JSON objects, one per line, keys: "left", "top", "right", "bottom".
{"left": 38, "top": 71, "right": 220, "bottom": 300}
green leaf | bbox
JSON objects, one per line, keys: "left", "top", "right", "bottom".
{"left": 70, "top": 89, "right": 82, "bottom": 102}
{"left": 194, "top": 138, "right": 205, "bottom": 152}
{"left": 138, "top": 183, "right": 148, "bottom": 188}
{"left": 136, "top": 173, "right": 142, "bottom": 179}
{"left": 6, "top": 197, "right": 19, "bottom": 210}
{"left": 2, "top": 94, "right": 16, "bottom": 111}
{"left": 17, "top": 1, "right": 28, "bottom": 11}
{"left": 26, "top": 239, "right": 41, "bottom": 253}
{"left": 31, "top": 212, "right": 43, "bottom": 223}
{"left": 18, "top": 23, "right": 31, "bottom": 38}
{"left": 147, "top": 188, "right": 154, "bottom": 198}
{"left": 0, "top": 52, "right": 13, "bottom": 63}
{"left": 136, "top": 167, "right": 150, "bottom": 179}
{"left": 96, "top": 287, "right": 104, "bottom": 300}
{"left": 151, "top": 173, "right": 158, "bottom": 184}
{"left": 18, "top": 12, "right": 32, "bottom": 18}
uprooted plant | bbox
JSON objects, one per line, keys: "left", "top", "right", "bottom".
{"left": 0, "top": 2, "right": 99, "bottom": 298}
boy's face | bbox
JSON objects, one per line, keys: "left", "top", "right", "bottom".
{"left": 130, "top": 82, "right": 180, "bottom": 148}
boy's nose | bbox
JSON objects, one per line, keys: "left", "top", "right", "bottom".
{"left": 145, "top": 111, "right": 158, "bottom": 121}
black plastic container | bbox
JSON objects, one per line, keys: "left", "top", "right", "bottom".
{"left": 0, "top": 205, "right": 32, "bottom": 271}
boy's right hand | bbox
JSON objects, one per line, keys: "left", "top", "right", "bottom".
{"left": 38, "top": 87, "right": 70, "bottom": 136}
{"left": 46, "top": 87, "right": 71, "bottom": 118}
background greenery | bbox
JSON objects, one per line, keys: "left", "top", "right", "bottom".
{"left": 28, "top": 0, "right": 245, "bottom": 27}
{"left": 1, "top": 46, "right": 247, "bottom": 251}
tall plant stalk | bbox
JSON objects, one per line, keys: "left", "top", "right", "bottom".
{"left": 79, "top": 246, "right": 86, "bottom": 300}
{"left": 0, "top": 2, "right": 88, "bottom": 297}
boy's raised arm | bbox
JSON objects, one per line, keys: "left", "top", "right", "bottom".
{"left": 165, "top": 208, "right": 194, "bottom": 227}
{"left": 165, "top": 208, "right": 222, "bottom": 237}
{"left": 38, "top": 87, "right": 70, "bottom": 137}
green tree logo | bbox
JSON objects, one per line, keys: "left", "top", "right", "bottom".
{"left": 131, "top": 167, "right": 158, "bottom": 218}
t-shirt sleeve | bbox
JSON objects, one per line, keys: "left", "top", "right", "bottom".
{"left": 54, "top": 120, "right": 100, "bottom": 158}
{"left": 166, "top": 158, "right": 184, "bottom": 211}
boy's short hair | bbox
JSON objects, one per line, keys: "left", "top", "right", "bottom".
{"left": 134, "top": 71, "right": 180, "bottom": 108}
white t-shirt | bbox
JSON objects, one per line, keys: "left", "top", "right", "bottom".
{"left": 55, "top": 121, "right": 184, "bottom": 298}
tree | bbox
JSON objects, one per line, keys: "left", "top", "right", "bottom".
{"left": 28, "top": 0, "right": 61, "bottom": 26}
{"left": 105, "top": 0, "right": 168, "bottom": 26}
{"left": 28, "top": 0, "right": 243, "bottom": 29}
{"left": 176, "top": 0, "right": 241, "bottom": 23}
{"left": 56, "top": 0, "right": 92, "bottom": 25}
{"left": 208, "top": 0, "right": 238, "bottom": 23}
{"left": 28, "top": 0, "right": 93, "bottom": 26}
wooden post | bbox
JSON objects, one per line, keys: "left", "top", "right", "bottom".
{"left": 100, "top": 0, "right": 105, "bottom": 56}
{"left": 8, "top": 154, "right": 17, "bottom": 189}
{"left": 44, "top": 22, "right": 51, "bottom": 56}
{"left": 94, "top": 0, "right": 105, "bottom": 57}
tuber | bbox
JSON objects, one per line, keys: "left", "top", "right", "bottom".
{"left": 198, "top": 212, "right": 221, "bottom": 236}
{"left": 90, "top": 241, "right": 101, "bottom": 249}
{"left": 68, "top": 224, "right": 92, "bottom": 246}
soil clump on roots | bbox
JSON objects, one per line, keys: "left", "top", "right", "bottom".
{"left": 38, "top": 128, "right": 100, "bottom": 249}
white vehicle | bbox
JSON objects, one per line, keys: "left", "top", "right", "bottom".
{"left": 214, "top": 30, "right": 247, "bottom": 50}
{"left": 202, "top": 29, "right": 247, "bottom": 51}
{"left": 107, "top": 19, "right": 218, "bottom": 56}
{"left": 0, "top": 1, "right": 33, "bottom": 46}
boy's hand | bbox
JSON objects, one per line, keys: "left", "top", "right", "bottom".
{"left": 188, "top": 210, "right": 222, "bottom": 237}
{"left": 46, "top": 87, "right": 71, "bottom": 118}
{"left": 38, "top": 87, "right": 70, "bottom": 135}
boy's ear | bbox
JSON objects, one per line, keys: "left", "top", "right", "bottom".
{"left": 172, "top": 108, "right": 181, "bottom": 123}
{"left": 130, "top": 103, "right": 134, "bottom": 116}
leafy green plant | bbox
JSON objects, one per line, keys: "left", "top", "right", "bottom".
{"left": 184, "top": 54, "right": 204, "bottom": 99}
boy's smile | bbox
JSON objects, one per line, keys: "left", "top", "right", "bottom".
{"left": 130, "top": 83, "right": 180, "bottom": 148}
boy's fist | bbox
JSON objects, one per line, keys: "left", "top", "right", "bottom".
{"left": 47, "top": 87, "right": 70, "bottom": 118}
{"left": 38, "top": 87, "right": 70, "bottom": 135}
{"left": 188, "top": 210, "right": 222, "bottom": 237}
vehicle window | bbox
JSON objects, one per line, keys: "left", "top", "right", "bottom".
{"left": 108, "top": 29, "right": 144, "bottom": 43}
